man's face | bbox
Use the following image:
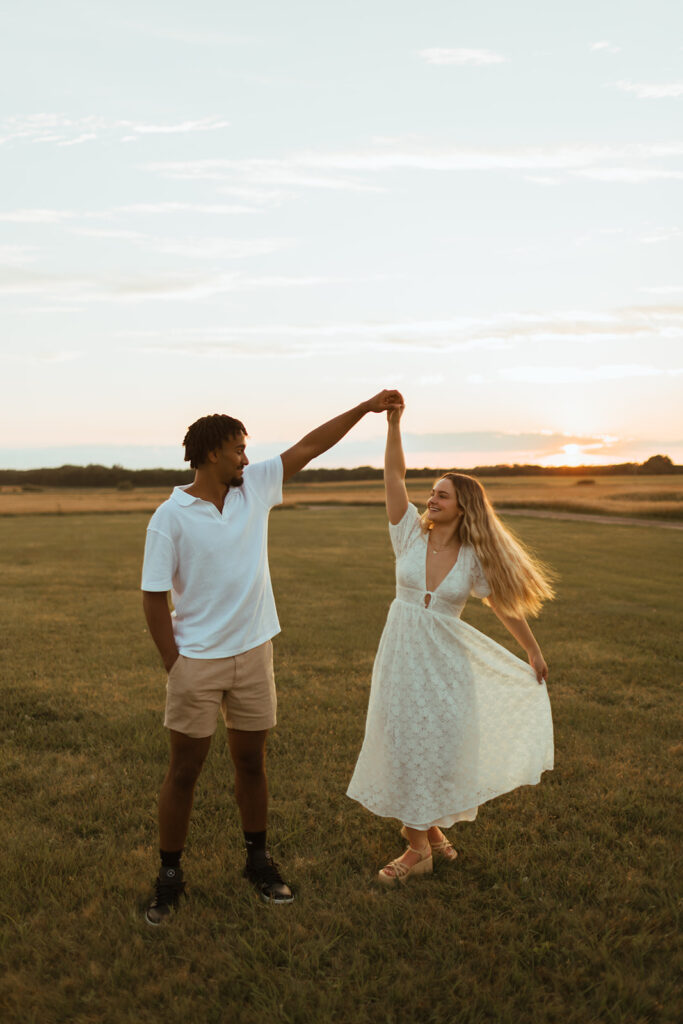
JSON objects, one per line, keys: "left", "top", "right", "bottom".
{"left": 211, "top": 433, "right": 249, "bottom": 487}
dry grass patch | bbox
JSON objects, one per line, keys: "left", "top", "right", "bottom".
{"left": 1, "top": 475, "right": 682, "bottom": 519}
{"left": 0, "top": 510, "right": 681, "bottom": 1022}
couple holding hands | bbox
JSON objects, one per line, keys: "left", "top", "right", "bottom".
{"left": 141, "top": 389, "right": 554, "bottom": 924}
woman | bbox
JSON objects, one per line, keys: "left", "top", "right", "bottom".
{"left": 347, "top": 403, "right": 554, "bottom": 885}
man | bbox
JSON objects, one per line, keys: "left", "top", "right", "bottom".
{"left": 141, "top": 389, "right": 403, "bottom": 924}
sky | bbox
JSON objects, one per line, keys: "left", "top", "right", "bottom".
{"left": 1, "top": 0, "right": 682, "bottom": 470}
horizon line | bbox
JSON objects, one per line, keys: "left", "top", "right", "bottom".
{"left": 0, "top": 455, "right": 678, "bottom": 475}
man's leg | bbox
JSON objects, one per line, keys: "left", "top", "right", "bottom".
{"left": 146, "top": 730, "right": 211, "bottom": 926}
{"left": 227, "top": 728, "right": 268, "bottom": 830}
{"left": 228, "top": 728, "right": 293, "bottom": 904}
{"left": 159, "top": 729, "right": 212, "bottom": 849}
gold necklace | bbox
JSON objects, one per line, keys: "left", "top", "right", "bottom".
{"left": 430, "top": 539, "right": 455, "bottom": 553}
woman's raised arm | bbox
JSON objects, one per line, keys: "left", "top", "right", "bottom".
{"left": 385, "top": 405, "right": 409, "bottom": 525}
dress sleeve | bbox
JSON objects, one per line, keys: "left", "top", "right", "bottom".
{"left": 470, "top": 548, "right": 491, "bottom": 599}
{"left": 243, "top": 456, "right": 284, "bottom": 510}
{"left": 388, "top": 503, "right": 422, "bottom": 558}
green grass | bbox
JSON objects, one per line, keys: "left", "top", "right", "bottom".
{"left": 0, "top": 509, "right": 681, "bottom": 1024}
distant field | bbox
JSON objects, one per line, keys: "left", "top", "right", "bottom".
{"left": 1, "top": 473, "right": 682, "bottom": 519}
{"left": 1, "top": 509, "right": 681, "bottom": 1023}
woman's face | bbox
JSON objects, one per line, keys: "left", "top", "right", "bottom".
{"left": 426, "top": 477, "right": 462, "bottom": 525}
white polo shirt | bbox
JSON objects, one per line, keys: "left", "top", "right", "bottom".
{"left": 141, "top": 456, "right": 283, "bottom": 658}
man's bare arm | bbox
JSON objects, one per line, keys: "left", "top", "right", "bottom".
{"left": 280, "top": 389, "right": 403, "bottom": 482}
{"left": 142, "top": 591, "right": 179, "bottom": 672}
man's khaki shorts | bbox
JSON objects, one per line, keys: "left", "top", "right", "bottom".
{"left": 164, "top": 640, "right": 276, "bottom": 738}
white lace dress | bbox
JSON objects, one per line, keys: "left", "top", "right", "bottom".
{"left": 347, "top": 504, "right": 554, "bottom": 829}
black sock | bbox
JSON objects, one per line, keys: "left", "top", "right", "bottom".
{"left": 160, "top": 849, "right": 183, "bottom": 870}
{"left": 244, "top": 830, "right": 267, "bottom": 864}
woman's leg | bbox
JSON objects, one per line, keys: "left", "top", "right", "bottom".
{"left": 380, "top": 825, "right": 431, "bottom": 878}
{"left": 426, "top": 825, "right": 458, "bottom": 860}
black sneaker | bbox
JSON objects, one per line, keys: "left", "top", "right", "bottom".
{"left": 145, "top": 865, "right": 186, "bottom": 926}
{"left": 243, "top": 853, "right": 295, "bottom": 904}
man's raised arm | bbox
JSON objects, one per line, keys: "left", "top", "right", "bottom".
{"left": 280, "top": 389, "right": 404, "bottom": 482}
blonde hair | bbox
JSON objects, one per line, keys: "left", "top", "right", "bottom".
{"left": 420, "top": 473, "right": 555, "bottom": 618}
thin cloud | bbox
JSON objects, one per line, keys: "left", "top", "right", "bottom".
{"left": 0, "top": 349, "right": 83, "bottom": 365}
{"left": 500, "top": 364, "right": 682, "bottom": 384}
{"left": 119, "top": 17, "right": 250, "bottom": 48}
{"left": 639, "top": 227, "right": 683, "bottom": 244}
{"left": 35, "top": 350, "right": 81, "bottom": 364}
{"left": 0, "top": 113, "right": 230, "bottom": 148}
{"left": 301, "top": 141, "right": 683, "bottom": 173}
{"left": 0, "top": 208, "right": 78, "bottom": 223}
{"left": 418, "top": 48, "right": 506, "bottom": 66}
{"left": 0, "top": 114, "right": 105, "bottom": 147}
{"left": 0, "top": 268, "right": 378, "bottom": 304}
{"left": 0, "top": 245, "right": 40, "bottom": 264}
{"left": 114, "top": 306, "right": 683, "bottom": 353}
{"left": 73, "top": 227, "right": 147, "bottom": 241}
{"left": 216, "top": 186, "right": 293, "bottom": 206}
{"left": 400, "top": 431, "right": 612, "bottom": 454}
{"left": 574, "top": 167, "right": 683, "bottom": 183}
{"left": 111, "top": 270, "right": 386, "bottom": 301}
{"left": 524, "top": 175, "right": 563, "bottom": 186}
{"left": 0, "top": 268, "right": 95, "bottom": 299}
{"left": 131, "top": 341, "right": 311, "bottom": 359}
{"left": 144, "top": 141, "right": 683, "bottom": 193}
{"left": 591, "top": 41, "right": 620, "bottom": 53}
{"left": 58, "top": 133, "right": 98, "bottom": 147}
{"left": 119, "top": 117, "right": 230, "bottom": 135}
{"left": 615, "top": 80, "right": 683, "bottom": 99}
{"left": 69, "top": 227, "right": 291, "bottom": 260}
{"left": 117, "top": 202, "right": 259, "bottom": 215}
{"left": 141, "top": 237, "right": 290, "bottom": 261}
{"left": 265, "top": 431, "right": 628, "bottom": 468}
{"left": 589, "top": 436, "right": 683, "bottom": 458}
{"left": 10, "top": 304, "right": 83, "bottom": 315}
{"left": 223, "top": 274, "right": 360, "bottom": 289}
{"left": 0, "top": 202, "right": 260, "bottom": 225}
{"left": 145, "top": 158, "right": 384, "bottom": 194}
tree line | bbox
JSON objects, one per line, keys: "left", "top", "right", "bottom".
{"left": 0, "top": 454, "right": 678, "bottom": 490}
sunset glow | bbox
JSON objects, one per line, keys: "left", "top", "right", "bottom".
{"left": 1, "top": 2, "right": 681, "bottom": 469}
{"left": 539, "top": 445, "right": 610, "bottom": 469}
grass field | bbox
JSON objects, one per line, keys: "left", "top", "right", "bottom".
{"left": 1, "top": 474, "right": 682, "bottom": 520}
{"left": 1, "top": 509, "right": 682, "bottom": 1023}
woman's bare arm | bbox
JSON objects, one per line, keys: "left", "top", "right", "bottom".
{"left": 385, "top": 405, "right": 409, "bottom": 525}
{"left": 487, "top": 598, "right": 548, "bottom": 683}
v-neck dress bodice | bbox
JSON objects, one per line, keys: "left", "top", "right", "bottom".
{"left": 347, "top": 503, "right": 554, "bottom": 829}
{"left": 395, "top": 512, "right": 487, "bottom": 616}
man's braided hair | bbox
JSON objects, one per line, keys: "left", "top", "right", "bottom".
{"left": 183, "top": 414, "right": 247, "bottom": 469}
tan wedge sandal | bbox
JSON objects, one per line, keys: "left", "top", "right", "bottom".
{"left": 401, "top": 825, "right": 458, "bottom": 862}
{"left": 378, "top": 843, "right": 433, "bottom": 886}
